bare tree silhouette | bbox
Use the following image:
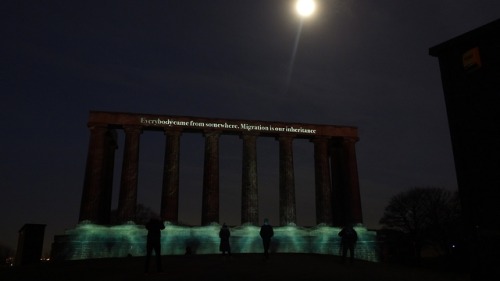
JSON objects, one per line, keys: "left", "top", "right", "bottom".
{"left": 379, "top": 186, "right": 462, "bottom": 261}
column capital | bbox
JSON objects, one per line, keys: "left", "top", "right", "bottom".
{"left": 311, "top": 136, "right": 331, "bottom": 144}
{"left": 123, "top": 125, "right": 143, "bottom": 134}
{"left": 203, "top": 130, "right": 222, "bottom": 137}
{"left": 240, "top": 132, "right": 260, "bottom": 139}
{"left": 341, "top": 136, "right": 359, "bottom": 143}
{"left": 276, "top": 134, "right": 295, "bottom": 142}
{"left": 330, "top": 136, "right": 359, "bottom": 147}
{"left": 87, "top": 123, "right": 109, "bottom": 131}
{"left": 163, "top": 127, "right": 183, "bottom": 136}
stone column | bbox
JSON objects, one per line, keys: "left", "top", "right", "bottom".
{"left": 101, "top": 129, "right": 118, "bottom": 224}
{"left": 241, "top": 133, "right": 259, "bottom": 225}
{"left": 201, "top": 131, "right": 220, "bottom": 225}
{"left": 312, "top": 137, "right": 333, "bottom": 225}
{"left": 330, "top": 137, "right": 363, "bottom": 226}
{"left": 117, "top": 126, "right": 142, "bottom": 223}
{"left": 330, "top": 138, "right": 346, "bottom": 226}
{"left": 161, "top": 129, "right": 182, "bottom": 223}
{"left": 342, "top": 137, "right": 363, "bottom": 224}
{"left": 79, "top": 125, "right": 117, "bottom": 224}
{"left": 278, "top": 135, "right": 296, "bottom": 226}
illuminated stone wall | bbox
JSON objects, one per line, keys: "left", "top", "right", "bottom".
{"left": 51, "top": 223, "right": 379, "bottom": 262}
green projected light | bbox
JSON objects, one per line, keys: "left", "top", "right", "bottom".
{"left": 53, "top": 222, "right": 379, "bottom": 262}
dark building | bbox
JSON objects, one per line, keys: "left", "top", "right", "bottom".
{"left": 15, "top": 224, "right": 46, "bottom": 265}
{"left": 429, "top": 19, "right": 500, "bottom": 279}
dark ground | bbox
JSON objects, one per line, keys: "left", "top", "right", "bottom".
{"left": 1, "top": 253, "right": 470, "bottom": 281}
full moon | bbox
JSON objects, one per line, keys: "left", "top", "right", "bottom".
{"left": 295, "top": 0, "right": 316, "bottom": 17}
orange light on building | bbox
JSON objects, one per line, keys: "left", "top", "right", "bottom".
{"left": 462, "top": 47, "right": 482, "bottom": 71}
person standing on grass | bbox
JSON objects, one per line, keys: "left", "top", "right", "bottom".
{"left": 144, "top": 217, "right": 165, "bottom": 273}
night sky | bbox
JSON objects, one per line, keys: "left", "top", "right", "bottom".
{"left": 4, "top": 0, "right": 500, "bottom": 255}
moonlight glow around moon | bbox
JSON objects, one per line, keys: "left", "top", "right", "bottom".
{"left": 296, "top": 0, "right": 316, "bottom": 17}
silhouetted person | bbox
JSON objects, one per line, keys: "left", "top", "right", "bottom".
{"left": 259, "top": 218, "right": 274, "bottom": 259}
{"left": 219, "top": 223, "right": 231, "bottom": 257}
{"left": 144, "top": 217, "right": 165, "bottom": 273}
{"left": 338, "top": 224, "right": 358, "bottom": 263}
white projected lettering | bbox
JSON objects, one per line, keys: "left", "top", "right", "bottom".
{"left": 140, "top": 117, "right": 317, "bottom": 134}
